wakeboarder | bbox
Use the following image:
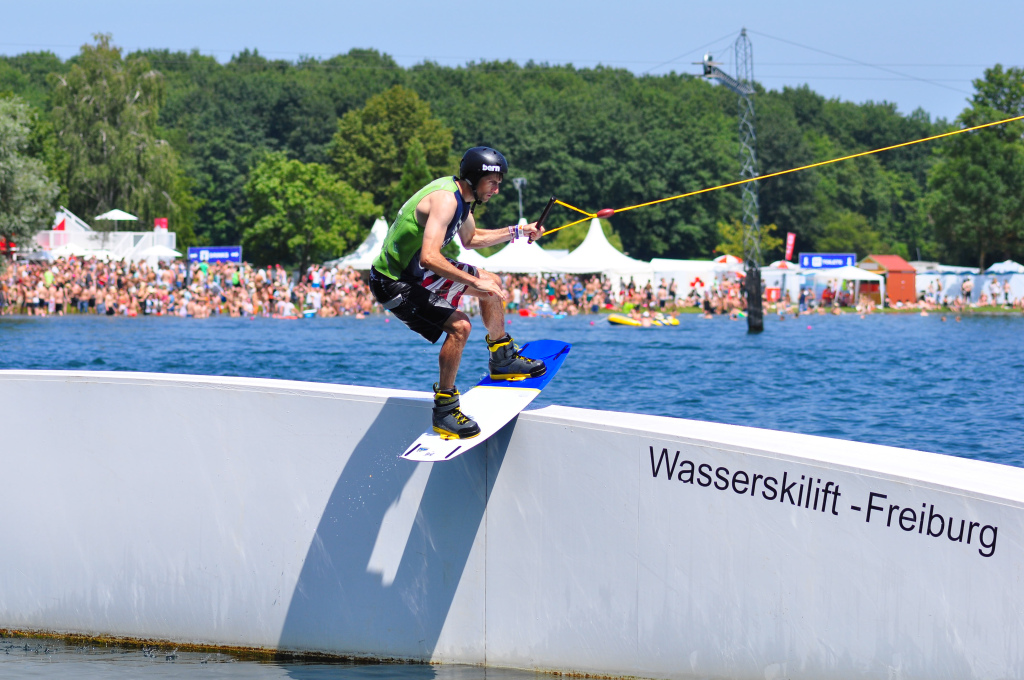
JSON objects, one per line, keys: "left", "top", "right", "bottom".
{"left": 369, "top": 146, "right": 547, "bottom": 439}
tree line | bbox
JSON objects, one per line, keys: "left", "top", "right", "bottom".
{"left": 1, "top": 34, "right": 1022, "bottom": 272}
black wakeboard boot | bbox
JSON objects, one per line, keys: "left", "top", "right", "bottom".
{"left": 432, "top": 383, "right": 481, "bottom": 440}
{"left": 487, "top": 334, "right": 546, "bottom": 381}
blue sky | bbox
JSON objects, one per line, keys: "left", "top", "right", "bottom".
{"left": 3, "top": 0, "right": 1021, "bottom": 121}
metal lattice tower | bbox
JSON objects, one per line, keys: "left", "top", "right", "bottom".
{"left": 700, "top": 28, "right": 764, "bottom": 333}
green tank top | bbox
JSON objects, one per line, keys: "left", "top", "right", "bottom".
{"left": 372, "top": 176, "right": 470, "bottom": 282}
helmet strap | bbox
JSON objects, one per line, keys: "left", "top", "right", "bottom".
{"left": 459, "top": 176, "right": 483, "bottom": 207}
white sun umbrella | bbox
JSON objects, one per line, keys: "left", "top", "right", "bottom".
{"left": 137, "top": 244, "right": 182, "bottom": 260}
{"left": 85, "top": 249, "right": 117, "bottom": 262}
{"left": 94, "top": 209, "right": 138, "bottom": 221}
{"left": 50, "top": 242, "right": 90, "bottom": 258}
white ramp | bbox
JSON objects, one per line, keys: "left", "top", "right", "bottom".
{"left": 0, "top": 370, "right": 1021, "bottom": 679}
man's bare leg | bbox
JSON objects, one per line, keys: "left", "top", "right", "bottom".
{"left": 438, "top": 311, "right": 472, "bottom": 390}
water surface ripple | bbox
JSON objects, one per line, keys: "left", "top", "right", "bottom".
{"left": 2, "top": 313, "right": 1021, "bottom": 466}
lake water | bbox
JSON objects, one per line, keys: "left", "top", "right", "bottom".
{"left": 2, "top": 311, "right": 1022, "bottom": 466}
{"left": 0, "top": 636, "right": 551, "bottom": 679}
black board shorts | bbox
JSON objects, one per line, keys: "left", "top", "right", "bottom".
{"left": 369, "top": 262, "right": 478, "bottom": 343}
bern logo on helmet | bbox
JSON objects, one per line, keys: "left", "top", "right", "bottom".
{"left": 481, "top": 164, "right": 502, "bottom": 172}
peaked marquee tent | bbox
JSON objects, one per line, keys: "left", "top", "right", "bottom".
{"left": 456, "top": 243, "right": 490, "bottom": 268}
{"left": 481, "top": 238, "right": 561, "bottom": 274}
{"left": 551, "top": 219, "right": 652, "bottom": 276}
{"left": 327, "top": 217, "right": 388, "bottom": 269}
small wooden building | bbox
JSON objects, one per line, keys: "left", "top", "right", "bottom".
{"left": 859, "top": 255, "right": 917, "bottom": 304}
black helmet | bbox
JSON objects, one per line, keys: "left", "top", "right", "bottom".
{"left": 459, "top": 146, "right": 508, "bottom": 189}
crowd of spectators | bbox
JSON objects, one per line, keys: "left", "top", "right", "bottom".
{"left": 767, "top": 276, "right": 1024, "bottom": 320}
{"left": 0, "top": 257, "right": 692, "bottom": 319}
{"left": 1, "top": 256, "right": 1020, "bottom": 319}
{"left": 0, "top": 258, "right": 376, "bottom": 318}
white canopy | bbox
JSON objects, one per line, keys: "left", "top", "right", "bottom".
{"left": 986, "top": 260, "right": 1024, "bottom": 274}
{"left": 812, "top": 265, "right": 882, "bottom": 283}
{"left": 551, "top": 218, "right": 652, "bottom": 275}
{"left": 814, "top": 265, "right": 885, "bottom": 305}
{"left": 94, "top": 209, "right": 138, "bottom": 221}
{"left": 329, "top": 217, "right": 389, "bottom": 269}
{"left": 481, "top": 238, "right": 562, "bottom": 274}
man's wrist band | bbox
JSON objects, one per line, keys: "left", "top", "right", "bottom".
{"left": 507, "top": 225, "right": 525, "bottom": 241}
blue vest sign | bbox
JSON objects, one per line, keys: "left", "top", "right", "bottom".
{"left": 799, "top": 253, "right": 856, "bottom": 269}
{"left": 188, "top": 246, "right": 242, "bottom": 264}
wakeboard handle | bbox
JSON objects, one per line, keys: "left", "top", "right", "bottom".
{"left": 529, "top": 196, "right": 556, "bottom": 243}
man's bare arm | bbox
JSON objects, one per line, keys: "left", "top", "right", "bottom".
{"left": 459, "top": 218, "right": 544, "bottom": 250}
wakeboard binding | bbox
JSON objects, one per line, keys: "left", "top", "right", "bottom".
{"left": 487, "top": 334, "right": 547, "bottom": 381}
{"left": 432, "top": 384, "right": 481, "bottom": 440}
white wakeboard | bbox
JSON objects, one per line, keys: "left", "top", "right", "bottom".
{"left": 400, "top": 339, "right": 570, "bottom": 462}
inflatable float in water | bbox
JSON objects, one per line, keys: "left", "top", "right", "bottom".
{"left": 607, "top": 312, "right": 679, "bottom": 327}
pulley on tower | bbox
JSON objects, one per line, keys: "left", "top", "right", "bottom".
{"left": 697, "top": 28, "right": 764, "bottom": 333}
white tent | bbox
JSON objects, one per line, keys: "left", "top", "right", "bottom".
{"left": 980, "top": 261, "right": 1024, "bottom": 304}
{"left": 763, "top": 261, "right": 806, "bottom": 303}
{"left": 456, "top": 243, "right": 490, "bottom": 268}
{"left": 812, "top": 265, "right": 882, "bottom": 283}
{"left": 912, "top": 263, "right": 980, "bottom": 303}
{"left": 481, "top": 238, "right": 561, "bottom": 274}
{"left": 650, "top": 259, "right": 718, "bottom": 297}
{"left": 328, "top": 217, "right": 389, "bottom": 269}
{"left": 814, "top": 265, "right": 885, "bottom": 305}
{"left": 551, "top": 218, "right": 652, "bottom": 276}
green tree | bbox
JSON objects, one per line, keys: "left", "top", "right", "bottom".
{"left": 0, "top": 96, "right": 58, "bottom": 258}
{"left": 49, "top": 34, "right": 197, "bottom": 241}
{"left": 330, "top": 85, "right": 452, "bottom": 211}
{"left": 390, "top": 137, "right": 432, "bottom": 218}
{"left": 929, "top": 65, "right": 1024, "bottom": 270}
{"left": 0, "top": 52, "right": 66, "bottom": 110}
{"left": 241, "top": 152, "right": 378, "bottom": 272}
{"left": 715, "top": 219, "right": 784, "bottom": 262}
{"left": 816, "top": 211, "right": 888, "bottom": 258}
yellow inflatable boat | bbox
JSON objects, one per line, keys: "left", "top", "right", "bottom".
{"left": 607, "top": 313, "right": 679, "bottom": 327}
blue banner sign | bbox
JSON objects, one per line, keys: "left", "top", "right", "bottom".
{"left": 188, "top": 246, "right": 242, "bottom": 264}
{"left": 799, "top": 253, "right": 856, "bottom": 269}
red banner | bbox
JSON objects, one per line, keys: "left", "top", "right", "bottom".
{"left": 785, "top": 232, "right": 796, "bottom": 261}
{"left": 154, "top": 217, "right": 169, "bottom": 230}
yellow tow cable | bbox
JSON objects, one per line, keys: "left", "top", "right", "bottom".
{"left": 540, "top": 113, "right": 1024, "bottom": 238}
